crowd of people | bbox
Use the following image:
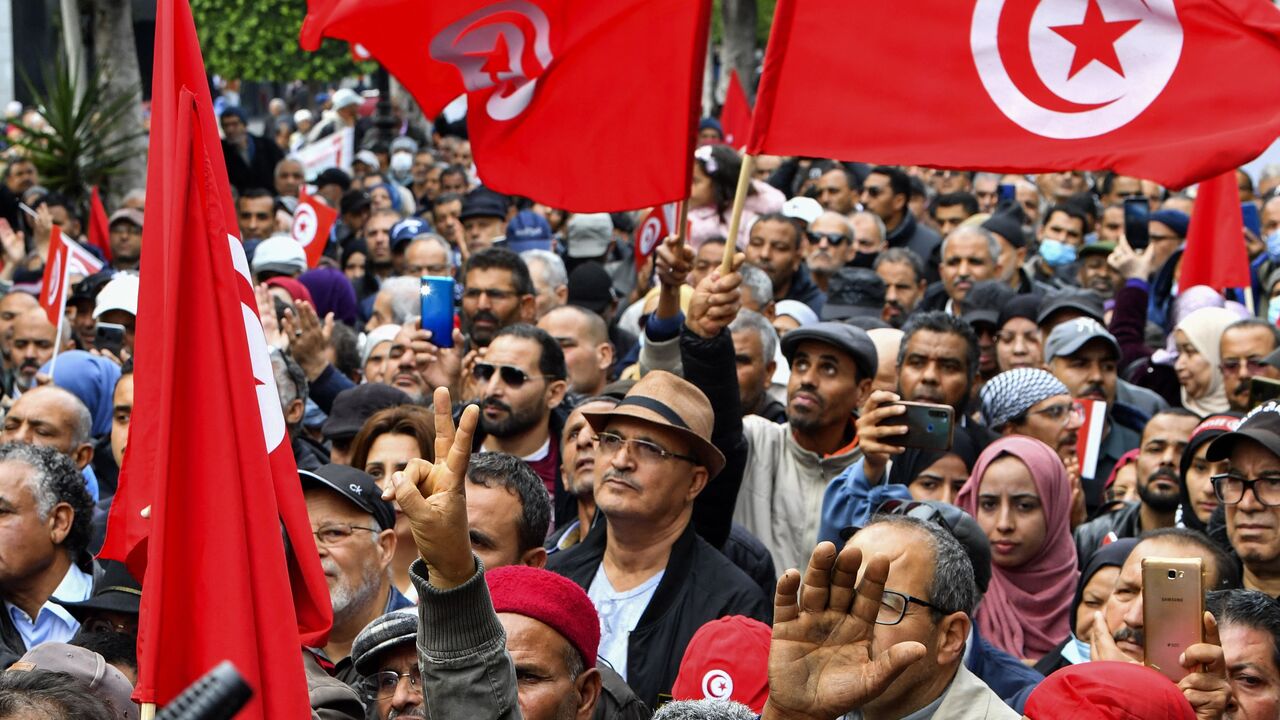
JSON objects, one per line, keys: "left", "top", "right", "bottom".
{"left": 0, "top": 85, "right": 1277, "bottom": 720}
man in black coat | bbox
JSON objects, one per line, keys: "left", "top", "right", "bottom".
{"left": 546, "top": 367, "right": 770, "bottom": 709}
{"left": 220, "top": 107, "right": 285, "bottom": 195}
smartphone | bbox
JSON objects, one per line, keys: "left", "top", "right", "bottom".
{"left": 1142, "top": 557, "right": 1204, "bottom": 683}
{"left": 1242, "top": 202, "right": 1261, "bottom": 237}
{"left": 95, "top": 322, "right": 126, "bottom": 356}
{"left": 1250, "top": 376, "right": 1280, "bottom": 409}
{"left": 420, "top": 276, "right": 455, "bottom": 348}
{"left": 997, "top": 183, "right": 1015, "bottom": 202}
{"left": 882, "top": 401, "right": 954, "bottom": 451}
{"left": 1124, "top": 197, "right": 1151, "bottom": 250}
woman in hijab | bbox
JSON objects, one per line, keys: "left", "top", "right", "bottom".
{"left": 888, "top": 426, "right": 982, "bottom": 505}
{"left": 1177, "top": 413, "right": 1241, "bottom": 533}
{"left": 299, "top": 266, "right": 359, "bottom": 327}
{"left": 1173, "top": 306, "right": 1238, "bottom": 416}
{"left": 1033, "top": 538, "right": 1137, "bottom": 676}
{"left": 957, "top": 435, "right": 1079, "bottom": 661}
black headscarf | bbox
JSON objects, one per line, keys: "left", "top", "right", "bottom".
{"left": 888, "top": 423, "right": 985, "bottom": 486}
{"left": 1073, "top": 537, "right": 1138, "bottom": 618}
{"left": 1177, "top": 413, "right": 1242, "bottom": 533}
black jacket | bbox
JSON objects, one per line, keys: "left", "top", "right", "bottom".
{"left": 222, "top": 134, "right": 284, "bottom": 195}
{"left": 887, "top": 211, "right": 942, "bottom": 282}
{"left": 783, "top": 264, "right": 827, "bottom": 316}
{"left": 1072, "top": 501, "right": 1143, "bottom": 569}
{"left": 546, "top": 518, "right": 770, "bottom": 709}
{"left": 753, "top": 397, "right": 788, "bottom": 425}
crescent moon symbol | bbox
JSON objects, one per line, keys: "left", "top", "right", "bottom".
{"left": 997, "top": 0, "right": 1113, "bottom": 114}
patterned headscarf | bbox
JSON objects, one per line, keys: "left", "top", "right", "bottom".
{"left": 980, "top": 368, "right": 1070, "bottom": 429}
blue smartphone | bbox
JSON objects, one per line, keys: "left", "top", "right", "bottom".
{"left": 997, "top": 183, "right": 1016, "bottom": 202}
{"left": 1243, "top": 202, "right": 1261, "bottom": 237}
{"left": 420, "top": 276, "right": 455, "bottom": 348}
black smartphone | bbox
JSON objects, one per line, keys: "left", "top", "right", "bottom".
{"left": 1250, "top": 376, "right": 1280, "bottom": 409}
{"left": 882, "top": 401, "right": 955, "bottom": 451}
{"left": 1124, "top": 197, "right": 1151, "bottom": 250}
{"left": 997, "top": 183, "right": 1016, "bottom": 202}
{"left": 95, "top": 322, "right": 126, "bottom": 356}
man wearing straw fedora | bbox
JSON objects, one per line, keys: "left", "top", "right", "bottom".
{"left": 546, "top": 370, "right": 770, "bottom": 709}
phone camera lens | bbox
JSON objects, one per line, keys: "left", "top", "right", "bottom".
{"left": 1167, "top": 570, "right": 1177, "bottom": 580}
{"left": 926, "top": 424, "right": 934, "bottom": 432}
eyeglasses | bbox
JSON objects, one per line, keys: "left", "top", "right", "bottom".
{"left": 807, "top": 231, "right": 850, "bottom": 246}
{"left": 862, "top": 186, "right": 888, "bottom": 199}
{"left": 1211, "top": 473, "right": 1280, "bottom": 507}
{"left": 472, "top": 362, "right": 550, "bottom": 389}
{"left": 1221, "top": 357, "right": 1269, "bottom": 375}
{"left": 312, "top": 523, "right": 379, "bottom": 546}
{"left": 359, "top": 669, "right": 422, "bottom": 701}
{"left": 1030, "top": 402, "right": 1084, "bottom": 426}
{"left": 594, "top": 431, "right": 699, "bottom": 465}
{"left": 876, "top": 589, "right": 945, "bottom": 626}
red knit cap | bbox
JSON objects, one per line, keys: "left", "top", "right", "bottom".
{"left": 1026, "top": 662, "right": 1195, "bottom": 720}
{"left": 486, "top": 565, "right": 600, "bottom": 667}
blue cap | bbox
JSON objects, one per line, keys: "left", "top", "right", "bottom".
{"left": 505, "top": 210, "right": 553, "bottom": 252}
{"left": 699, "top": 117, "right": 723, "bottom": 136}
{"left": 391, "top": 217, "right": 430, "bottom": 251}
{"left": 1244, "top": 205, "right": 1262, "bottom": 237}
{"left": 1150, "top": 209, "right": 1190, "bottom": 238}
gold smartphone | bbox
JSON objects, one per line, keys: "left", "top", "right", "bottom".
{"left": 1142, "top": 557, "right": 1204, "bottom": 682}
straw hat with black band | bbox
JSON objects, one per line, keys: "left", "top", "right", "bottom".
{"left": 582, "top": 370, "right": 725, "bottom": 478}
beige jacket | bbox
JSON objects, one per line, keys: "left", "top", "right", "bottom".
{"left": 934, "top": 664, "right": 1022, "bottom": 720}
{"left": 735, "top": 415, "right": 864, "bottom": 574}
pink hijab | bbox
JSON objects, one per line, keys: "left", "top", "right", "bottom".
{"left": 956, "top": 436, "right": 1079, "bottom": 660}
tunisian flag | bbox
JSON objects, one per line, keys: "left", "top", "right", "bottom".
{"left": 99, "top": 0, "right": 331, "bottom": 714}
{"left": 749, "top": 0, "right": 1280, "bottom": 189}
{"left": 38, "top": 226, "right": 71, "bottom": 327}
{"left": 88, "top": 187, "right": 113, "bottom": 263}
{"left": 721, "top": 70, "right": 752, "bottom": 148}
{"left": 1180, "top": 171, "right": 1251, "bottom": 291}
{"left": 291, "top": 189, "right": 337, "bottom": 268}
{"left": 299, "top": 0, "right": 711, "bottom": 211}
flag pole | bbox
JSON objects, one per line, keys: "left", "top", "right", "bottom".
{"left": 676, "top": 200, "right": 689, "bottom": 246}
{"left": 141, "top": 703, "right": 156, "bottom": 720}
{"left": 719, "top": 154, "right": 756, "bottom": 274}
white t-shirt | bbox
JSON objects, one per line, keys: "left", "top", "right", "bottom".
{"left": 587, "top": 565, "right": 664, "bottom": 681}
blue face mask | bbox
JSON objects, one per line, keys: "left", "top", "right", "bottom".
{"left": 1039, "top": 238, "right": 1078, "bottom": 268}
{"left": 1269, "top": 301, "right": 1280, "bottom": 327}
{"left": 1266, "top": 231, "right": 1280, "bottom": 263}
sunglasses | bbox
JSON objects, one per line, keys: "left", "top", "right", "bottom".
{"left": 472, "top": 362, "right": 548, "bottom": 388}
{"left": 862, "top": 186, "right": 888, "bottom": 198}
{"left": 808, "top": 231, "right": 850, "bottom": 246}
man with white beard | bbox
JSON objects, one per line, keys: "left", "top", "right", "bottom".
{"left": 301, "top": 464, "right": 413, "bottom": 685}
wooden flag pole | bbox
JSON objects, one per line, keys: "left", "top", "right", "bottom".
{"left": 719, "top": 154, "right": 756, "bottom": 274}
{"left": 141, "top": 703, "right": 156, "bottom": 719}
{"left": 676, "top": 199, "right": 690, "bottom": 246}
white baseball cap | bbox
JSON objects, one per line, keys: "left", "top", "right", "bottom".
{"left": 93, "top": 274, "right": 140, "bottom": 319}
{"left": 332, "top": 88, "right": 361, "bottom": 111}
{"left": 781, "top": 196, "right": 823, "bottom": 226}
{"left": 251, "top": 236, "right": 308, "bottom": 277}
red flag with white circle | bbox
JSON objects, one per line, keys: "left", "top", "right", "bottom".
{"left": 292, "top": 189, "right": 338, "bottom": 268}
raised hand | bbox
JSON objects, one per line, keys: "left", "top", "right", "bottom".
{"left": 1178, "top": 613, "right": 1231, "bottom": 720}
{"left": 256, "top": 284, "right": 289, "bottom": 352}
{"left": 685, "top": 250, "right": 745, "bottom": 339}
{"left": 383, "top": 386, "right": 480, "bottom": 590}
{"left": 284, "top": 301, "right": 335, "bottom": 381}
{"left": 655, "top": 233, "right": 694, "bottom": 289}
{"left": 762, "top": 542, "right": 926, "bottom": 720}
{"left": 854, "top": 390, "right": 908, "bottom": 484}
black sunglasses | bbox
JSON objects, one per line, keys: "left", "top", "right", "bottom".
{"left": 472, "top": 362, "right": 547, "bottom": 388}
{"left": 808, "top": 231, "right": 850, "bottom": 246}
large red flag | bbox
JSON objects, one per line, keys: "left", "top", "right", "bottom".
{"left": 1180, "top": 171, "right": 1251, "bottom": 291}
{"left": 292, "top": 189, "right": 337, "bottom": 268}
{"left": 88, "top": 186, "right": 113, "bottom": 262}
{"left": 99, "top": 0, "right": 331, "bottom": 713}
{"left": 300, "top": 0, "right": 711, "bottom": 212}
{"left": 748, "top": 0, "right": 1280, "bottom": 189}
{"left": 721, "top": 70, "right": 752, "bottom": 148}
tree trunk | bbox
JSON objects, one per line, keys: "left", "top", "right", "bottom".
{"left": 718, "top": 0, "right": 756, "bottom": 105}
{"left": 91, "top": 0, "right": 147, "bottom": 209}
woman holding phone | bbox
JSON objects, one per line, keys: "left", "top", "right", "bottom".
{"left": 957, "top": 435, "right": 1080, "bottom": 662}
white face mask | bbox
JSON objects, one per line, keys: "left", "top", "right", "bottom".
{"left": 390, "top": 152, "right": 413, "bottom": 175}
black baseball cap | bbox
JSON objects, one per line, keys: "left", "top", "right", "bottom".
{"left": 322, "top": 384, "right": 412, "bottom": 443}
{"left": 847, "top": 499, "right": 993, "bottom": 595}
{"left": 460, "top": 187, "right": 509, "bottom": 221}
{"left": 821, "top": 268, "right": 886, "bottom": 322}
{"left": 780, "top": 321, "right": 878, "bottom": 382}
{"left": 1037, "top": 288, "right": 1105, "bottom": 326}
{"left": 340, "top": 189, "right": 372, "bottom": 216}
{"left": 299, "top": 464, "right": 396, "bottom": 531}
{"left": 1207, "top": 403, "right": 1280, "bottom": 463}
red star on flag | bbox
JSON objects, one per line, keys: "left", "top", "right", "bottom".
{"left": 1050, "top": 0, "right": 1141, "bottom": 79}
